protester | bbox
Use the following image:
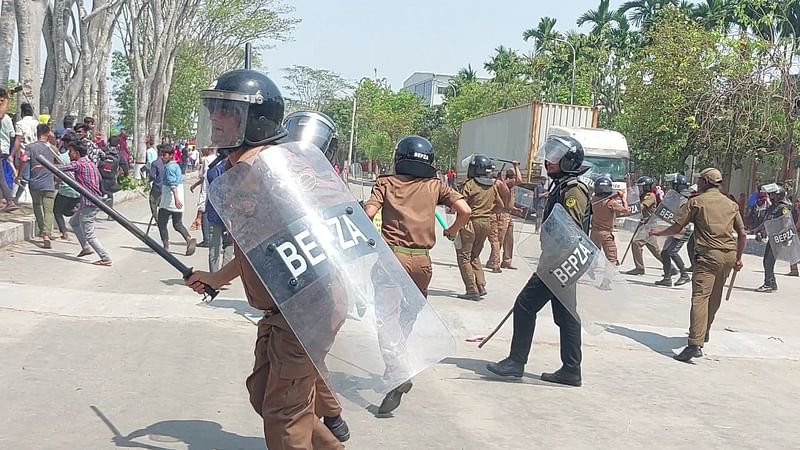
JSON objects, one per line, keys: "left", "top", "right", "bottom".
{"left": 11, "top": 103, "right": 39, "bottom": 204}
{"left": 59, "top": 139, "right": 112, "bottom": 266}
{"left": 53, "top": 132, "right": 81, "bottom": 241}
{"left": 20, "top": 124, "right": 60, "bottom": 248}
{"left": 0, "top": 87, "right": 18, "bottom": 211}
{"left": 157, "top": 145, "right": 196, "bottom": 256}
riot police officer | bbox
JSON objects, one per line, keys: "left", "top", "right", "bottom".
{"left": 364, "top": 135, "right": 471, "bottom": 414}
{"left": 486, "top": 135, "right": 590, "bottom": 386}
{"left": 185, "top": 70, "right": 346, "bottom": 448}
{"left": 457, "top": 154, "right": 501, "bottom": 300}
{"left": 756, "top": 184, "right": 792, "bottom": 293}
{"left": 283, "top": 111, "right": 339, "bottom": 164}
{"left": 656, "top": 175, "right": 693, "bottom": 287}
{"left": 590, "top": 175, "right": 628, "bottom": 270}
{"left": 626, "top": 176, "right": 663, "bottom": 275}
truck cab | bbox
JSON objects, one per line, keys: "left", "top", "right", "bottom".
{"left": 547, "top": 126, "right": 630, "bottom": 191}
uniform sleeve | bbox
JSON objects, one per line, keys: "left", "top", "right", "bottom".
{"left": 674, "top": 199, "right": 695, "bottom": 227}
{"left": 641, "top": 194, "right": 656, "bottom": 210}
{"left": 364, "top": 178, "right": 387, "bottom": 209}
{"left": 562, "top": 185, "right": 588, "bottom": 226}
{"left": 437, "top": 180, "right": 464, "bottom": 206}
{"left": 733, "top": 206, "right": 745, "bottom": 233}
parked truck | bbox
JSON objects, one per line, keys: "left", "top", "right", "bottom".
{"left": 457, "top": 102, "right": 599, "bottom": 182}
{"left": 546, "top": 126, "right": 631, "bottom": 191}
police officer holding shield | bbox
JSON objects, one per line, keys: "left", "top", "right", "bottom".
{"left": 650, "top": 168, "right": 745, "bottom": 363}
{"left": 364, "top": 135, "right": 471, "bottom": 414}
{"left": 185, "top": 70, "right": 347, "bottom": 448}
{"left": 755, "top": 184, "right": 792, "bottom": 293}
{"left": 487, "top": 136, "right": 590, "bottom": 386}
{"left": 626, "top": 176, "right": 663, "bottom": 275}
{"left": 655, "top": 175, "right": 693, "bottom": 287}
{"left": 590, "top": 175, "right": 628, "bottom": 267}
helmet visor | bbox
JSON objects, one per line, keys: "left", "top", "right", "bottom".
{"left": 196, "top": 93, "right": 250, "bottom": 149}
{"left": 536, "top": 137, "right": 571, "bottom": 165}
{"left": 284, "top": 115, "right": 335, "bottom": 154}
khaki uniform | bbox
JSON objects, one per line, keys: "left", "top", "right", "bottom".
{"left": 487, "top": 180, "right": 514, "bottom": 269}
{"left": 631, "top": 192, "right": 662, "bottom": 270}
{"left": 230, "top": 150, "right": 344, "bottom": 450}
{"left": 590, "top": 194, "right": 625, "bottom": 264}
{"left": 458, "top": 179, "right": 498, "bottom": 295}
{"left": 366, "top": 175, "right": 463, "bottom": 296}
{"left": 674, "top": 187, "right": 744, "bottom": 347}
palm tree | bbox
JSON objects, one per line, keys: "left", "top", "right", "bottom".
{"left": 691, "top": 0, "right": 737, "bottom": 32}
{"left": 577, "top": 0, "right": 627, "bottom": 36}
{"left": 456, "top": 65, "right": 477, "bottom": 83}
{"left": 523, "top": 17, "right": 561, "bottom": 50}
{"left": 484, "top": 46, "right": 522, "bottom": 83}
{"left": 619, "top": 0, "right": 679, "bottom": 29}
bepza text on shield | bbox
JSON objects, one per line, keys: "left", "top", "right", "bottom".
{"left": 276, "top": 214, "right": 369, "bottom": 278}
{"left": 552, "top": 242, "right": 593, "bottom": 285}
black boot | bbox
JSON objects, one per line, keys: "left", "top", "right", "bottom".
{"left": 674, "top": 274, "right": 691, "bottom": 286}
{"left": 540, "top": 367, "right": 582, "bottom": 387}
{"left": 625, "top": 268, "right": 645, "bottom": 275}
{"left": 674, "top": 345, "right": 703, "bottom": 362}
{"left": 486, "top": 357, "right": 524, "bottom": 378}
{"left": 377, "top": 380, "right": 413, "bottom": 415}
{"left": 655, "top": 277, "right": 672, "bottom": 287}
{"left": 323, "top": 415, "right": 350, "bottom": 442}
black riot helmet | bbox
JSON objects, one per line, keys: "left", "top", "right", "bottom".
{"left": 283, "top": 111, "right": 339, "bottom": 164}
{"left": 672, "top": 174, "right": 689, "bottom": 192}
{"left": 594, "top": 175, "right": 614, "bottom": 197}
{"left": 763, "top": 183, "right": 786, "bottom": 203}
{"left": 537, "top": 135, "right": 585, "bottom": 175}
{"left": 636, "top": 176, "right": 655, "bottom": 195}
{"left": 196, "top": 69, "right": 287, "bottom": 152}
{"left": 467, "top": 154, "right": 495, "bottom": 186}
{"left": 394, "top": 135, "right": 436, "bottom": 178}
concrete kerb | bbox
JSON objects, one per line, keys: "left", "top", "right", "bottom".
{"left": 0, "top": 189, "right": 144, "bottom": 249}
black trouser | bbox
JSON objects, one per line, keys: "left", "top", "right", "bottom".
{"left": 157, "top": 209, "right": 191, "bottom": 244}
{"left": 509, "top": 274, "right": 581, "bottom": 374}
{"left": 661, "top": 232, "right": 691, "bottom": 276}
{"left": 53, "top": 193, "right": 79, "bottom": 234}
{"left": 763, "top": 244, "right": 777, "bottom": 288}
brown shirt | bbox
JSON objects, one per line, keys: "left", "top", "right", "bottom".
{"left": 236, "top": 244, "right": 276, "bottom": 311}
{"left": 675, "top": 187, "right": 744, "bottom": 251}
{"left": 463, "top": 178, "right": 498, "bottom": 219}
{"left": 641, "top": 192, "right": 657, "bottom": 220}
{"left": 366, "top": 175, "right": 463, "bottom": 249}
{"left": 591, "top": 195, "right": 624, "bottom": 232}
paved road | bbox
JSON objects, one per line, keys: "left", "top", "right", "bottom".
{"left": 1, "top": 183, "right": 799, "bottom": 449}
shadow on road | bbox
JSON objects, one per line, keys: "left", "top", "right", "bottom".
{"left": 604, "top": 325, "right": 686, "bottom": 357}
{"left": 91, "top": 406, "right": 264, "bottom": 450}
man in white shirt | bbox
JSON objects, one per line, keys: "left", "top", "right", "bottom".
{"left": 12, "top": 103, "right": 39, "bottom": 203}
{"left": 0, "top": 88, "right": 17, "bottom": 210}
{"left": 190, "top": 147, "right": 217, "bottom": 247}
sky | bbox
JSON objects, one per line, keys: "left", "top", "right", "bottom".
{"left": 261, "top": 0, "right": 624, "bottom": 90}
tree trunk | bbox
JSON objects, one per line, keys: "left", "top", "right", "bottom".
{"left": 40, "top": 5, "right": 56, "bottom": 114}
{"left": 14, "top": 0, "right": 46, "bottom": 112}
{"left": 780, "top": 117, "right": 796, "bottom": 181}
{"left": 0, "top": 0, "right": 16, "bottom": 85}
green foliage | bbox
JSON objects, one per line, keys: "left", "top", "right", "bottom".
{"left": 282, "top": 65, "right": 352, "bottom": 112}
{"left": 163, "top": 44, "right": 213, "bottom": 139}
{"left": 111, "top": 52, "right": 134, "bottom": 131}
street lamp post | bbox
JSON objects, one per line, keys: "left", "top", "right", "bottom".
{"left": 550, "top": 37, "right": 576, "bottom": 105}
{"left": 347, "top": 94, "right": 357, "bottom": 168}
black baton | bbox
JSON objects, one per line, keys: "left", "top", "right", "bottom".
{"left": 36, "top": 155, "right": 219, "bottom": 302}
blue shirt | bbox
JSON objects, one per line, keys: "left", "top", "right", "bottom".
{"left": 150, "top": 158, "right": 165, "bottom": 193}
{"left": 163, "top": 161, "right": 182, "bottom": 187}
{"left": 206, "top": 161, "right": 226, "bottom": 225}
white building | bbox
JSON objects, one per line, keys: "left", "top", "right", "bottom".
{"left": 401, "top": 72, "right": 465, "bottom": 107}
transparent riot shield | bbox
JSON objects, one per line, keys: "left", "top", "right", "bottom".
{"left": 764, "top": 213, "right": 800, "bottom": 264}
{"left": 633, "top": 189, "right": 686, "bottom": 250}
{"left": 512, "top": 186, "right": 536, "bottom": 220}
{"left": 535, "top": 204, "right": 630, "bottom": 334}
{"left": 619, "top": 185, "right": 641, "bottom": 219}
{"left": 208, "top": 142, "right": 455, "bottom": 409}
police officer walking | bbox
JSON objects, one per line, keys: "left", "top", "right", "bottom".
{"left": 626, "top": 176, "right": 664, "bottom": 275}
{"left": 185, "top": 69, "right": 348, "bottom": 448}
{"left": 755, "top": 184, "right": 792, "bottom": 293}
{"left": 487, "top": 136, "right": 590, "bottom": 386}
{"left": 650, "top": 168, "right": 745, "bottom": 363}
{"left": 457, "top": 154, "right": 501, "bottom": 301}
{"left": 364, "top": 135, "right": 471, "bottom": 414}
{"left": 590, "top": 175, "right": 628, "bottom": 272}
{"left": 655, "top": 175, "right": 693, "bottom": 287}
{"left": 486, "top": 162, "right": 522, "bottom": 273}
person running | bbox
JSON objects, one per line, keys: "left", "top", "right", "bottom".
{"left": 157, "top": 145, "right": 196, "bottom": 256}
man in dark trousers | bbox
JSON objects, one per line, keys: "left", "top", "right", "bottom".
{"left": 487, "top": 136, "right": 590, "bottom": 387}
{"left": 755, "top": 184, "right": 792, "bottom": 293}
